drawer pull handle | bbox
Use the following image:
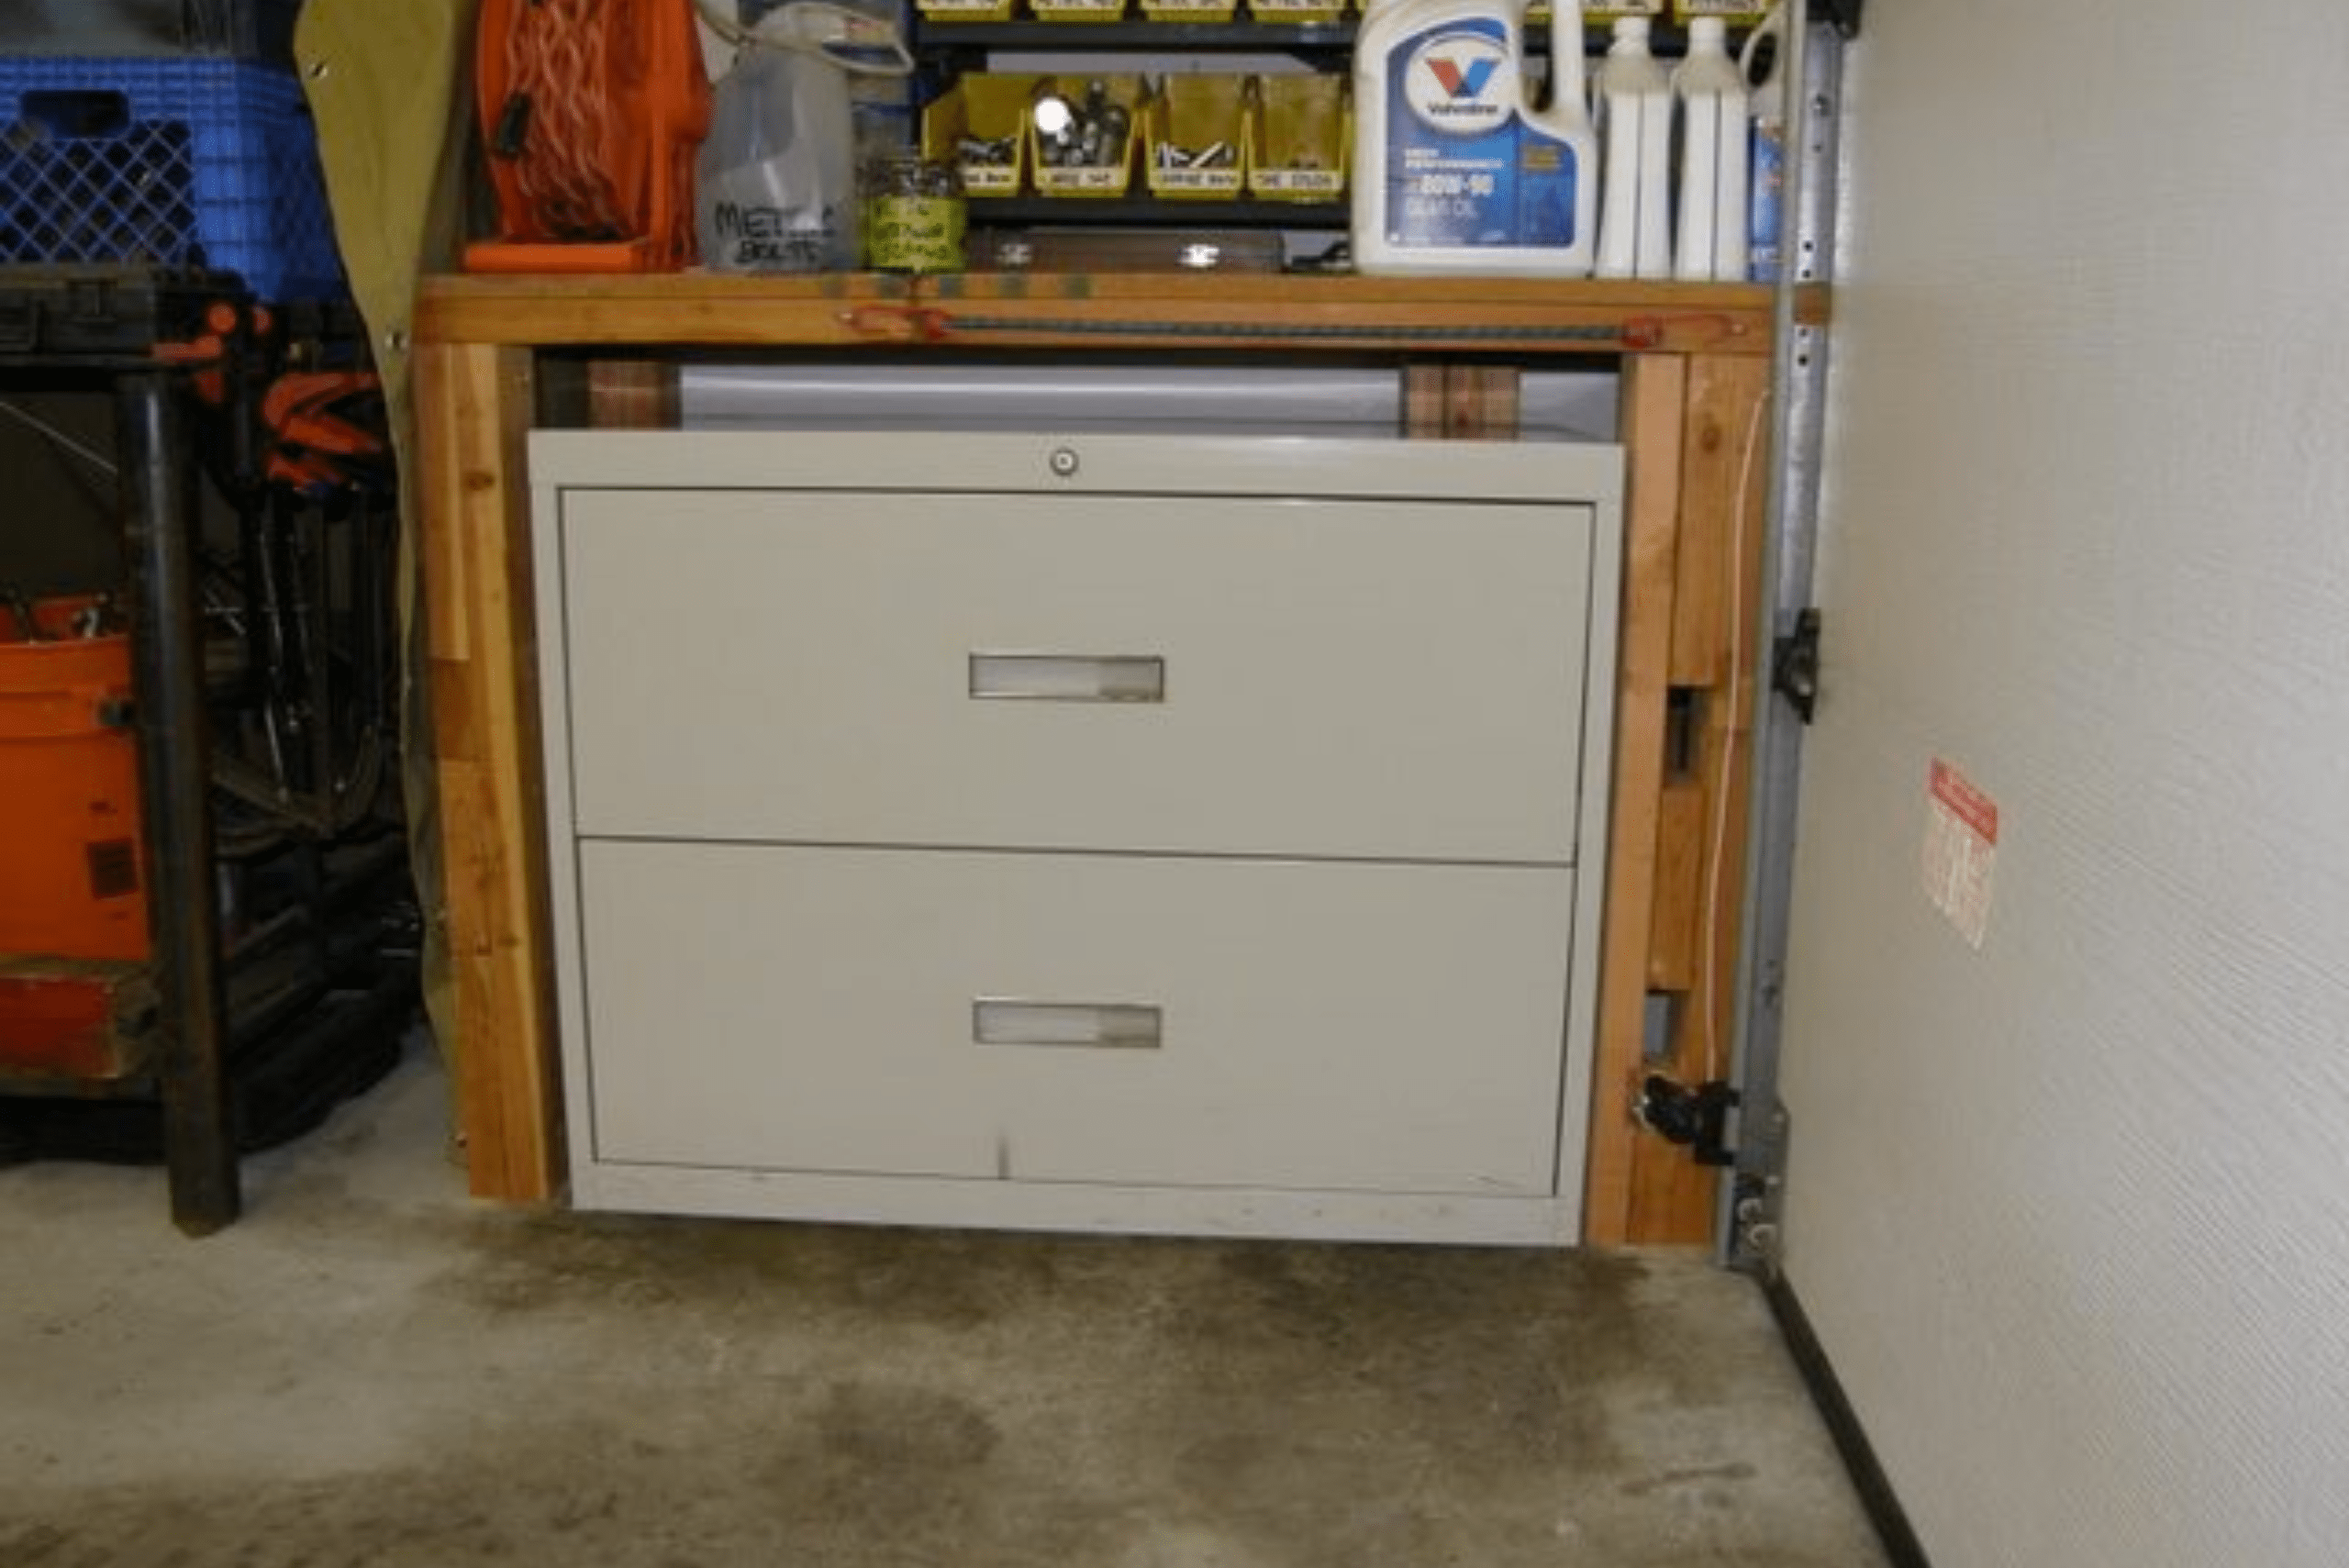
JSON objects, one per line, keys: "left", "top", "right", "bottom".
{"left": 968, "top": 653, "right": 1166, "bottom": 704}
{"left": 973, "top": 999, "right": 1163, "bottom": 1051}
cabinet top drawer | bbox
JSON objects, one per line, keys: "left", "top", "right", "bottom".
{"left": 531, "top": 430, "right": 1623, "bottom": 508}
{"left": 535, "top": 433, "right": 1622, "bottom": 864}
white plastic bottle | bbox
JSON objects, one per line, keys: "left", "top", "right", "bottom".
{"left": 1351, "top": 0, "right": 1598, "bottom": 277}
{"left": 1671, "top": 14, "right": 1749, "bottom": 283}
{"left": 1742, "top": 2, "right": 1787, "bottom": 282}
{"left": 1593, "top": 15, "right": 1672, "bottom": 280}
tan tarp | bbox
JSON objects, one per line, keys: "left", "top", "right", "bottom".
{"left": 293, "top": 0, "right": 479, "bottom": 1085}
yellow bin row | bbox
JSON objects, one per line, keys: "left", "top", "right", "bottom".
{"left": 913, "top": 1, "right": 1768, "bottom": 24}
{"left": 916, "top": 0, "right": 1354, "bottom": 25}
{"left": 920, "top": 73, "right": 1349, "bottom": 203}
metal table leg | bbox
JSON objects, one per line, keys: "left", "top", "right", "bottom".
{"left": 118, "top": 371, "right": 239, "bottom": 1235}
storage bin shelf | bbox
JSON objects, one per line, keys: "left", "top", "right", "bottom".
{"left": 910, "top": 17, "right": 1750, "bottom": 51}
{"left": 967, "top": 195, "right": 1343, "bottom": 228}
{"left": 917, "top": 19, "right": 1355, "bottom": 49}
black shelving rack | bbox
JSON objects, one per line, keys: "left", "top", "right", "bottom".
{"left": 912, "top": 13, "right": 1824, "bottom": 59}
{"left": 907, "top": 7, "right": 1827, "bottom": 238}
{"left": 965, "top": 195, "right": 1344, "bottom": 227}
{"left": 916, "top": 18, "right": 1355, "bottom": 55}
{"left": 0, "top": 265, "right": 417, "bottom": 1234}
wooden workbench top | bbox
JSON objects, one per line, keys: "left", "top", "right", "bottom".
{"left": 416, "top": 272, "right": 1812, "bottom": 356}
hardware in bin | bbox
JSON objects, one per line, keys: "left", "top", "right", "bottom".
{"left": 1030, "top": 77, "right": 1144, "bottom": 198}
{"left": 1143, "top": 76, "right": 1249, "bottom": 200}
{"left": 922, "top": 74, "right": 1043, "bottom": 197}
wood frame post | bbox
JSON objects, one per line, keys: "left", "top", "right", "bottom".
{"left": 1586, "top": 351, "right": 1772, "bottom": 1244}
{"left": 1586, "top": 353, "right": 1687, "bottom": 1244}
{"left": 415, "top": 341, "right": 562, "bottom": 1200}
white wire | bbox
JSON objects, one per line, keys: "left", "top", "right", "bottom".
{"left": 691, "top": 0, "right": 761, "bottom": 46}
{"left": 0, "top": 397, "right": 118, "bottom": 476}
{"left": 693, "top": 0, "right": 915, "bottom": 75}
{"left": 1703, "top": 385, "right": 1772, "bottom": 1084}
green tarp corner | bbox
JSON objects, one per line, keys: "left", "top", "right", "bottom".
{"left": 294, "top": 0, "right": 480, "bottom": 1091}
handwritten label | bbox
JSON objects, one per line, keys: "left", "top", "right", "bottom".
{"left": 1253, "top": 168, "right": 1344, "bottom": 196}
{"left": 710, "top": 202, "right": 839, "bottom": 272}
{"left": 1036, "top": 164, "right": 1130, "bottom": 195}
{"left": 866, "top": 195, "right": 965, "bottom": 273}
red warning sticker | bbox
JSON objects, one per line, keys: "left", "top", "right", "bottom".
{"left": 1930, "top": 760, "right": 1999, "bottom": 844}
{"left": 1923, "top": 760, "right": 1998, "bottom": 949}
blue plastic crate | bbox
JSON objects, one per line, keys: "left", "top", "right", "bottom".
{"left": 0, "top": 57, "right": 344, "bottom": 302}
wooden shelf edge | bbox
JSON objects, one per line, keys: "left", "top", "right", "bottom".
{"left": 416, "top": 272, "right": 1789, "bottom": 354}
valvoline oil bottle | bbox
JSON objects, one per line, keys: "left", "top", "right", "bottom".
{"left": 1351, "top": 0, "right": 1598, "bottom": 276}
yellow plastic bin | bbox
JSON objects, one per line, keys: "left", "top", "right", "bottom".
{"left": 1141, "top": 0, "right": 1237, "bottom": 21}
{"left": 1143, "top": 75, "right": 1249, "bottom": 200}
{"left": 916, "top": 0, "right": 1017, "bottom": 20}
{"left": 1029, "top": 0, "right": 1126, "bottom": 21}
{"left": 922, "top": 74, "right": 1041, "bottom": 197}
{"left": 1244, "top": 0, "right": 1349, "bottom": 26}
{"left": 1246, "top": 73, "right": 1347, "bottom": 201}
{"left": 1029, "top": 75, "right": 1144, "bottom": 198}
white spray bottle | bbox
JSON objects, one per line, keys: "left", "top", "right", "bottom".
{"left": 1671, "top": 14, "right": 1749, "bottom": 283}
{"left": 1593, "top": 14, "right": 1671, "bottom": 280}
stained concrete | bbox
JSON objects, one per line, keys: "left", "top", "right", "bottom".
{"left": 0, "top": 1043, "right": 1889, "bottom": 1566}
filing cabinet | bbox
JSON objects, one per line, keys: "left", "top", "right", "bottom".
{"left": 533, "top": 430, "right": 1622, "bottom": 1243}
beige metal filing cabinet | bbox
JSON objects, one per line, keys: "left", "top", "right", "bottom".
{"left": 533, "top": 431, "right": 1623, "bottom": 1244}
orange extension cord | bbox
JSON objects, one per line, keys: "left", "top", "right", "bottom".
{"left": 498, "top": 0, "right": 629, "bottom": 241}
{"left": 472, "top": 0, "right": 708, "bottom": 271}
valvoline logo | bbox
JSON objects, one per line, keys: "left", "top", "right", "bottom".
{"left": 1404, "top": 30, "right": 1514, "bottom": 136}
{"left": 1428, "top": 56, "right": 1497, "bottom": 99}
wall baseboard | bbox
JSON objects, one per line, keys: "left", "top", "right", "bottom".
{"left": 1765, "top": 1275, "right": 1934, "bottom": 1568}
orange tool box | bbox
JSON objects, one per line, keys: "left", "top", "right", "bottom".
{"left": 0, "top": 596, "right": 149, "bottom": 964}
{"left": 0, "top": 960, "right": 152, "bottom": 1083}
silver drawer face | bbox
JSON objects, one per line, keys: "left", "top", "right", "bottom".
{"left": 551, "top": 486, "right": 1599, "bottom": 864}
{"left": 576, "top": 840, "right": 1579, "bottom": 1197}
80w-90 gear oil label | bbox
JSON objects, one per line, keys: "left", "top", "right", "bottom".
{"left": 1382, "top": 19, "right": 1577, "bottom": 249}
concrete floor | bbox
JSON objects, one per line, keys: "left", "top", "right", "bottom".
{"left": 0, "top": 1041, "right": 1889, "bottom": 1567}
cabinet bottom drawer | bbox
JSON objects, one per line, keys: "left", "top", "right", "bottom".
{"left": 570, "top": 841, "right": 1580, "bottom": 1203}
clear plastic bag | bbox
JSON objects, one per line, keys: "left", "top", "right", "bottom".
{"left": 696, "top": 39, "right": 856, "bottom": 272}
{"left": 693, "top": 2, "right": 914, "bottom": 273}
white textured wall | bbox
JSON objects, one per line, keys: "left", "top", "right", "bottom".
{"left": 1778, "top": 4, "right": 2349, "bottom": 1565}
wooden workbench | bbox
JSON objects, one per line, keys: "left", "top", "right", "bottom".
{"left": 412, "top": 271, "right": 1791, "bottom": 1244}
